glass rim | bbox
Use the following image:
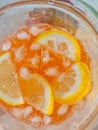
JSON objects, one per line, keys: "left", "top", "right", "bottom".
{"left": 0, "top": 0, "right": 98, "bottom": 36}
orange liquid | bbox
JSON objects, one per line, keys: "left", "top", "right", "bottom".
{"left": 0, "top": 23, "right": 91, "bottom": 128}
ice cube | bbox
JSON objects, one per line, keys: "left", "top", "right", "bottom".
{"left": 19, "top": 67, "right": 29, "bottom": 79}
{"left": 30, "top": 116, "right": 42, "bottom": 123}
{"left": 29, "top": 54, "right": 40, "bottom": 67}
{"left": 2, "top": 41, "right": 11, "bottom": 51}
{"left": 57, "top": 105, "right": 68, "bottom": 115}
{"left": 23, "top": 106, "right": 33, "bottom": 118}
{"left": 43, "top": 115, "right": 51, "bottom": 125}
{"left": 14, "top": 46, "right": 26, "bottom": 61}
{"left": 45, "top": 67, "right": 58, "bottom": 76}
{"left": 17, "top": 32, "right": 30, "bottom": 39}
{"left": 11, "top": 106, "right": 33, "bottom": 119}
{"left": 11, "top": 108, "right": 23, "bottom": 118}
{"left": 30, "top": 57, "right": 37, "bottom": 66}
{"left": 29, "top": 26, "right": 45, "bottom": 36}
{"left": 30, "top": 43, "right": 41, "bottom": 50}
{"left": 30, "top": 116, "right": 43, "bottom": 127}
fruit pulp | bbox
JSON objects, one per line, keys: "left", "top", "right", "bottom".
{"left": 0, "top": 23, "right": 91, "bottom": 128}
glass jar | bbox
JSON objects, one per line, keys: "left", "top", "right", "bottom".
{"left": 0, "top": 0, "right": 98, "bottom": 130}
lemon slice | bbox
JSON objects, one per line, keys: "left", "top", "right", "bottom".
{"left": 0, "top": 52, "right": 24, "bottom": 105}
{"left": 18, "top": 73, "right": 54, "bottom": 115}
{"left": 34, "top": 29, "right": 80, "bottom": 61}
{"left": 52, "top": 62, "right": 91, "bottom": 105}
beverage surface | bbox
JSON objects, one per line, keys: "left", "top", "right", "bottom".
{"left": 0, "top": 23, "right": 91, "bottom": 128}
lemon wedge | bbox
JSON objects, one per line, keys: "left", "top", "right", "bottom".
{"left": 0, "top": 52, "right": 24, "bottom": 105}
{"left": 34, "top": 29, "right": 80, "bottom": 61}
{"left": 18, "top": 73, "right": 54, "bottom": 115}
{"left": 52, "top": 62, "right": 91, "bottom": 105}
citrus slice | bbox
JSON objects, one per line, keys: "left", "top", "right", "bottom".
{"left": 0, "top": 52, "right": 24, "bottom": 105}
{"left": 34, "top": 29, "right": 80, "bottom": 61}
{"left": 18, "top": 73, "right": 54, "bottom": 115}
{"left": 51, "top": 62, "right": 91, "bottom": 105}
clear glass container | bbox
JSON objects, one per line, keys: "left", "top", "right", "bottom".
{"left": 0, "top": 0, "right": 98, "bottom": 130}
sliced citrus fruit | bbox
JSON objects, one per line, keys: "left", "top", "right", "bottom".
{"left": 0, "top": 52, "right": 24, "bottom": 105}
{"left": 33, "top": 29, "right": 80, "bottom": 61}
{"left": 18, "top": 73, "right": 54, "bottom": 115}
{"left": 51, "top": 62, "right": 91, "bottom": 105}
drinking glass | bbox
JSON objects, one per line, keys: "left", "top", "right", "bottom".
{"left": 0, "top": 0, "right": 98, "bottom": 130}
